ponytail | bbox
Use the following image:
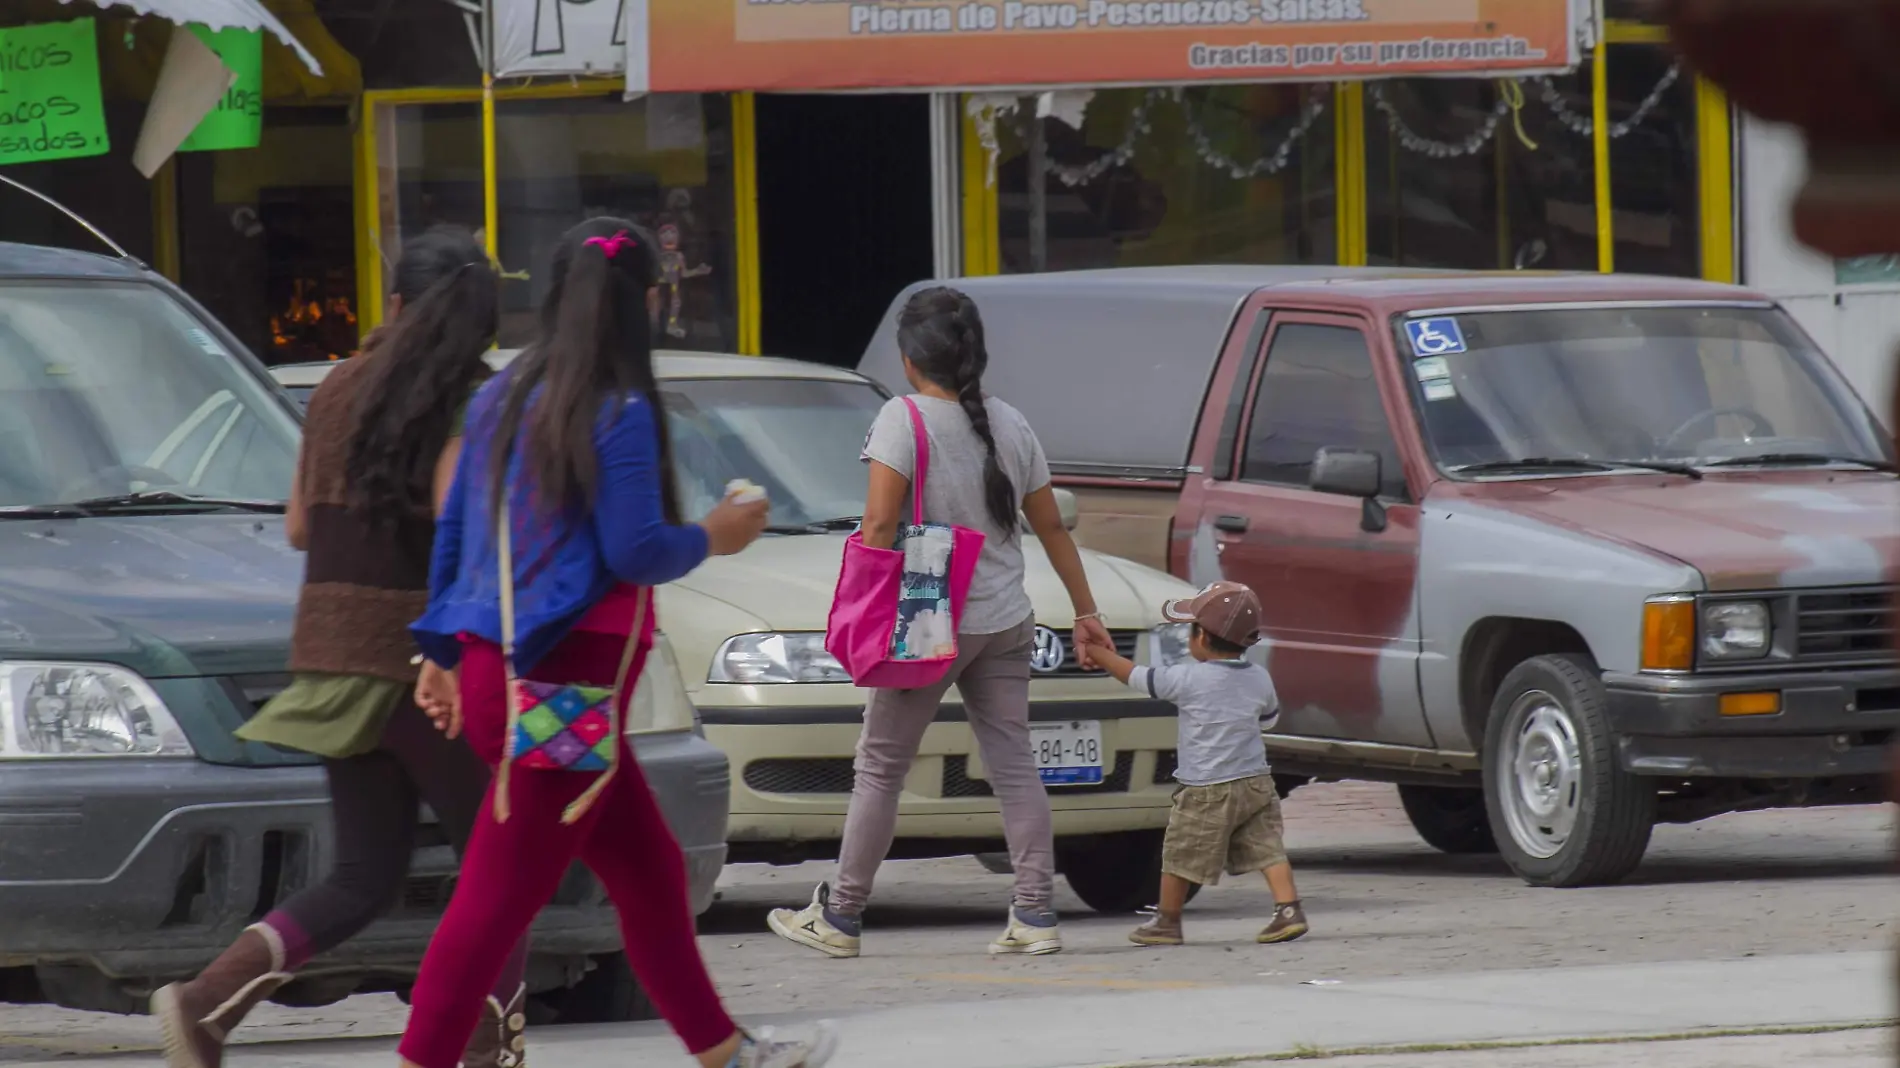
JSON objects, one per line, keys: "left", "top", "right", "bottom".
{"left": 897, "top": 286, "right": 1018, "bottom": 534}
{"left": 345, "top": 226, "right": 498, "bottom": 519}
{"left": 488, "top": 218, "right": 681, "bottom": 525}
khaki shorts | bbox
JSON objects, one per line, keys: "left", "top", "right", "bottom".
{"left": 1161, "top": 773, "right": 1287, "bottom": 886}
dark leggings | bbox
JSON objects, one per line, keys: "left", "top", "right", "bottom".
{"left": 259, "top": 702, "right": 528, "bottom": 1001}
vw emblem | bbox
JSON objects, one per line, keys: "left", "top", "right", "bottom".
{"left": 1030, "top": 626, "right": 1066, "bottom": 673}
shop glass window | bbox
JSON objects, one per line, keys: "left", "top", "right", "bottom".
{"left": 1608, "top": 45, "right": 1700, "bottom": 277}
{"left": 178, "top": 107, "right": 357, "bottom": 365}
{"left": 375, "top": 101, "right": 486, "bottom": 296}
{"left": 1242, "top": 324, "right": 1403, "bottom": 496}
{"left": 1367, "top": 53, "right": 1697, "bottom": 276}
{"left": 992, "top": 84, "right": 1335, "bottom": 273}
{"left": 494, "top": 94, "right": 738, "bottom": 352}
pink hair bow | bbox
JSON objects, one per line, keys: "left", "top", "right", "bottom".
{"left": 585, "top": 230, "right": 638, "bottom": 259}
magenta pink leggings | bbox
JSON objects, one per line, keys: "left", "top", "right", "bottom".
{"left": 397, "top": 631, "right": 737, "bottom": 1068}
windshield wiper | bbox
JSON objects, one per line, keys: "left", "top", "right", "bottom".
{"left": 0, "top": 504, "right": 91, "bottom": 519}
{"left": 1700, "top": 453, "right": 1897, "bottom": 473}
{"left": 1454, "top": 457, "right": 1702, "bottom": 480}
{"left": 60, "top": 490, "right": 288, "bottom": 514}
{"left": 764, "top": 516, "right": 864, "bottom": 536}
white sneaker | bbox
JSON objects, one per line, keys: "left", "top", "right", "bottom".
{"left": 988, "top": 906, "right": 1062, "bottom": 955}
{"left": 734, "top": 1021, "right": 841, "bottom": 1068}
{"left": 767, "top": 884, "right": 862, "bottom": 959}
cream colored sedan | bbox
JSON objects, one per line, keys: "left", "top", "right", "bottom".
{"left": 275, "top": 351, "right": 1199, "bottom": 913}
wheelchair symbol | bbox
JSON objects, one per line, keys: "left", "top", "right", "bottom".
{"left": 1405, "top": 318, "right": 1467, "bottom": 357}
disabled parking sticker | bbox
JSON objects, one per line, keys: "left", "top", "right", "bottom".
{"left": 1404, "top": 317, "right": 1467, "bottom": 357}
{"left": 1412, "top": 356, "right": 1449, "bottom": 381}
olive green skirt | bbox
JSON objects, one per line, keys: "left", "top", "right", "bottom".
{"left": 236, "top": 673, "right": 410, "bottom": 759}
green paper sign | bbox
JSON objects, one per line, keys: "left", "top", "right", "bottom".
{"left": 178, "top": 26, "right": 262, "bottom": 153}
{"left": 0, "top": 19, "right": 109, "bottom": 166}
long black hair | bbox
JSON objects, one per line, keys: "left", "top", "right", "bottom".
{"left": 344, "top": 225, "right": 499, "bottom": 518}
{"left": 897, "top": 286, "right": 1017, "bottom": 534}
{"left": 488, "top": 216, "right": 681, "bottom": 523}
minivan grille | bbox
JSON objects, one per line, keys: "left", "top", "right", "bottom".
{"left": 1795, "top": 586, "right": 1895, "bottom": 663}
{"left": 1035, "top": 630, "right": 1143, "bottom": 678}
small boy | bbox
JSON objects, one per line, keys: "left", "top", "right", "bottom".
{"left": 1078, "top": 580, "right": 1307, "bottom": 947}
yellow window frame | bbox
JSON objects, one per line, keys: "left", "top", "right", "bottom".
{"left": 958, "top": 21, "right": 1735, "bottom": 286}
{"left": 353, "top": 82, "right": 762, "bottom": 350}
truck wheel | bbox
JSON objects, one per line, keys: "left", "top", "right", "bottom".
{"left": 1058, "top": 831, "right": 1199, "bottom": 913}
{"left": 529, "top": 952, "right": 656, "bottom": 1024}
{"left": 1482, "top": 654, "right": 1655, "bottom": 887}
{"left": 1396, "top": 784, "right": 1498, "bottom": 854}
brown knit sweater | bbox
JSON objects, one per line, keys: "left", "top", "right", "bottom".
{"left": 287, "top": 339, "right": 437, "bottom": 683}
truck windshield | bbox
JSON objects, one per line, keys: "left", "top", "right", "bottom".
{"left": 1396, "top": 305, "right": 1890, "bottom": 475}
{"left": 0, "top": 283, "right": 298, "bottom": 509}
{"left": 663, "top": 376, "right": 887, "bottom": 529}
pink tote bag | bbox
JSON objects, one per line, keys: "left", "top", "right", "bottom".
{"left": 826, "top": 398, "right": 984, "bottom": 689}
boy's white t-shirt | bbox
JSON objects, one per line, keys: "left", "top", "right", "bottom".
{"left": 1128, "top": 660, "right": 1280, "bottom": 787}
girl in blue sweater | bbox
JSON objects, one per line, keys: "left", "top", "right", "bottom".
{"left": 399, "top": 218, "right": 835, "bottom": 1068}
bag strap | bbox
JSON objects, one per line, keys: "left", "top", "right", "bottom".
{"left": 901, "top": 396, "right": 930, "bottom": 528}
{"left": 494, "top": 494, "right": 650, "bottom": 825}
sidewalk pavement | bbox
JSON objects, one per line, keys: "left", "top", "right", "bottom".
{"left": 20, "top": 950, "right": 1892, "bottom": 1068}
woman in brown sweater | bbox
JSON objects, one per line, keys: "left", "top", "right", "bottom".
{"left": 152, "top": 227, "right": 530, "bottom": 1068}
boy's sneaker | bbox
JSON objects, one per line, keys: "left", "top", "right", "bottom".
{"left": 1128, "top": 909, "right": 1184, "bottom": 947}
{"left": 732, "top": 1022, "right": 840, "bottom": 1068}
{"left": 767, "top": 885, "right": 861, "bottom": 959}
{"left": 1257, "top": 901, "right": 1309, "bottom": 944}
{"left": 989, "top": 905, "right": 1062, "bottom": 955}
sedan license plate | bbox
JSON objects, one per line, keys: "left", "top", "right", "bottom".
{"left": 1032, "top": 720, "right": 1104, "bottom": 786}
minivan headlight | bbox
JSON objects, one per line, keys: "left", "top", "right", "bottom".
{"left": 0, "top": 662, "right": 193, "bottom": 757}
{"left": 1702, "top": 601, "right": 1771, "bottom": 661}
{"left": 1151, "top": 623, "right": 1194, "bottom": 669}
{"left": 709, "top": 633, "right": 850, "bottom": 684}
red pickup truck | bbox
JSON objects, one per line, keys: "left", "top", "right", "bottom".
{"left": 861, "top": 267, "right": 1900, "bottom": 887}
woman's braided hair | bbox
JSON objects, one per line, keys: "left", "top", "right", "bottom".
{"left": 896, "top": 286, "right": 1018, "bottom": 534}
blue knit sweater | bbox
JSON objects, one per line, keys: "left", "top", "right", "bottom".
{"left": 412, "top": 371, "right": 709, "bottom": 672}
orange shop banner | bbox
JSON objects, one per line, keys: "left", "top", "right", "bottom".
{"left": 642, "top": 0, "right": 1581, "bottom": 92}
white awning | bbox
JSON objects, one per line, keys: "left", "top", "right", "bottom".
{"left": 58, "top": 0, "right": 323, "bottom": 75}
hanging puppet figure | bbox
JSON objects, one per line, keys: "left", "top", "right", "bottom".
{"left": 657, "top": 223, "right": 712, "bottom": 338}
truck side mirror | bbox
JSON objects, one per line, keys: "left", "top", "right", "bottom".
{"left": 1309, "top": 447, "right": 1387, "bottom": 534}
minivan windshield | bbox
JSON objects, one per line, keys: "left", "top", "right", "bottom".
{"left": 0, "top": 283, "right": 298, "bottom": 509}
{"left": 1396, "top": 305, "right": 1891, "bottom": 475}
{"left": 663, "top": 376, "right": 887, "bottom": 528}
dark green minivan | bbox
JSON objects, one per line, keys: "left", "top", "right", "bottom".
{"left": 0, "top": 241, "right": 728, "bottom": 1021}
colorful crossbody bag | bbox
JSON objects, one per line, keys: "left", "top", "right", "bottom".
{"left": 494, "top": 500, "right": 649, "bottom": 824}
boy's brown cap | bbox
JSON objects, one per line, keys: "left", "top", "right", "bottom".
{"left": 1162, "top": 581, "right": 1263, "bottom": 648}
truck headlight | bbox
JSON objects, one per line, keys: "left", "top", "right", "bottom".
{"left": 709, "top": 633, "right": 850, "bottom": 684}
{"left": 0, "top": 663, "right": 193, "bottom": 758}
{"left": 1151, "top": 623, "right": 1194, "bottom": 668}
{"left": 1702, "top": 601, "right": 1771, "bottom": 661}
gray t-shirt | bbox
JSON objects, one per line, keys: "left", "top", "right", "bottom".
{"left": 1127, "top": 660, "right": 1280, "bottom": 787}
{"left": 861, "top": 394, "right": 1051, "bottom": 635}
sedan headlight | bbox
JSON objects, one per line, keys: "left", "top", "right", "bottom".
{"left": 709, "top": 633, "right": 851, "bottom": 684}
{"left": 1701, "top": 601, "right": 1771, "bottom": 661}
{"left": 0, "top": 662, "right": 193, "bottom": 758}
{"left": 1150, "top": 623, "right": 1194, "bottom": 669}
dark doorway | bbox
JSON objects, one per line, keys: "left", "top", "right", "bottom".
{"left": 756, "top": 95, "right": 934, "bottom": 369}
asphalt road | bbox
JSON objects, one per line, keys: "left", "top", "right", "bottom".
{"left": 1, "top": 782, "right": 1891, "bottom": 1060}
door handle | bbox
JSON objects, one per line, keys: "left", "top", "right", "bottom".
{"left": 1214, "top": 514, "right": 1249, "bottom": 534}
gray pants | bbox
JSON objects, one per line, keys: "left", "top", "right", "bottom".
{"left": 832, "top": 617, "right": 1055, "bottom": 915}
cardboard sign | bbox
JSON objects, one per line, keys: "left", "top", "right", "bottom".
{"left": 179, "top": 26, "right": 262, "bottom": 153}
{"left": 0, "top": 19, "right": 109, "bottom": 165}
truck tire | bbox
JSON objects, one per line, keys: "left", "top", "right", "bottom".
{"left": 529, "top": 952, "right": 656, "bottom": 1024}
{"left": 1057, "top": 831, "right": 1199, "bottom": 913}
{"left": 1482, "top": 653, "right": 1655, "bottom": 887}
{"left": 1396, "top": 784, "right": 1498, "bottom": 854}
